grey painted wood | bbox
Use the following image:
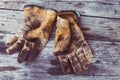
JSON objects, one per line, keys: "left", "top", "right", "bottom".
{"left": 0, "top": 10, "right": 120, "bottom": 42}
{"left": 1, "top": 0, "right": 120, "bottom": 4}
{"left": 0, "top": 34, "right": 120, "bottom": 80}
{"left": 0, "top": 0, "right": 120, "bottom": 80}
{"left": 0, "top": 1, "right": 120, "bottom": 18}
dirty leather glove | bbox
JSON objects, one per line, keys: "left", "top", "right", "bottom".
{"left": 54, "top": 11, "right": 93, "bottom": 74}
{"left": 6, "top": 5, "right": 57, "bottom": 63}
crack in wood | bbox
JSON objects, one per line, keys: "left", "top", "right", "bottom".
{"left": 0, "top": 66, "right": 20, "bottom": 71}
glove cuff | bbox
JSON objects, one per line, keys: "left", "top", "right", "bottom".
{"left": 24, "top": 4, "right": 57, "bottom": 13}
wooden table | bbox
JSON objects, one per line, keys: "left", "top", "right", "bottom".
{"left": 0, "top": 0, "right": 120, "bottom": 80}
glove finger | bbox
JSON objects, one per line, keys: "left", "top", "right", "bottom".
{"left": 17, "top": 40, "right": 33, "bottom": 63}
{"left": 24, "top": 30, "right": 39, "bottom": 40}
{"left": 68, "top": 50, "right": 82, "bottom": 74}
{"left": 6, "top": 39, "right": 24, "bottom": 54}
{"left": 82, "top": 41, "right": 93, "bottom": 61}
{"left": 58, "top": 55, "right": 72, "bottom": 74}
{"left": 54, "top": 16, "right": 70, "bottom": 56}
{"left": 76, "top": 48, "right": 90, "bottom": 70}
{"left": 26, "top": 39, "right": 42, "bottom": 62}
{"left": 6, "top": 36, "right": 18, "bottom": 46}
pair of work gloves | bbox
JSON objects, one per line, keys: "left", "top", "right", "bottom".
{"left": 6, "top": 5, "right": 93, "bottom": 74}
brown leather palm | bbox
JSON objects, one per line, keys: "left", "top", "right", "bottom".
{"left": 54, "top": 11, "right": 93, "bottom": 74}
{"left": 6, "top": 5, "right": 57, "bottom": 63}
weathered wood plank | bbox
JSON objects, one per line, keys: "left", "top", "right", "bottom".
{"left": 1, "top": 33, "right": 120, "bottom": 59}
{"left": 0, "top": 0, "right": 25, "bottom": 1}
{"left": 0, "top": 1, "right": 120, "bottom": 18}
{"left": 0, "top": 1, "right": 25, "bottom": 11}
{"left": 0, "top": 33, "right": 120, "bottom": 79}
{"left": 1, "top": 0, "right": 120, "bottom": 5}
{"left": 0, "top": 0, "right": 120, "bottom": 80}
{"left": 38, "top": 1, "right": 120, "bottom": 18}
{"left": 1, "top": 33, "right": 120, "bottom": 64}
{"left": 0, "top": 10, "right": 120, "bottom": 42}
{"left": 81, "top": 17, "right": 120, "bottom": 42}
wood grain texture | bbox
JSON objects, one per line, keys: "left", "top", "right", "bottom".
{"left": 0, "top": 1, "right": 120, "bottom": 18}
{"left": 1, "top": 0, "right": 120, "bottom": 4}
{"left": 0, "top": 34, "right": 120, "bottom": 80}
{"left": 0, "top": 10, "right": 120, "bottom": 42}
{"left": 0, "top": 0, "right": 120, "bottom": 80}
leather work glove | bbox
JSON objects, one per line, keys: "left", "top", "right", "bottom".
{"left": 6, "top": 5, "right": 57, "bottom": 63}
{"left": 54, "top": 11, "right": 93, "bottom": 74}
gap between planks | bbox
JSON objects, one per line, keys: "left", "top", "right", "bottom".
{"left": 0, "top": 1, "right": 120, "bottom": 19}
{"left": 0, "top": 10, "right": 120, "bottom": 43}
